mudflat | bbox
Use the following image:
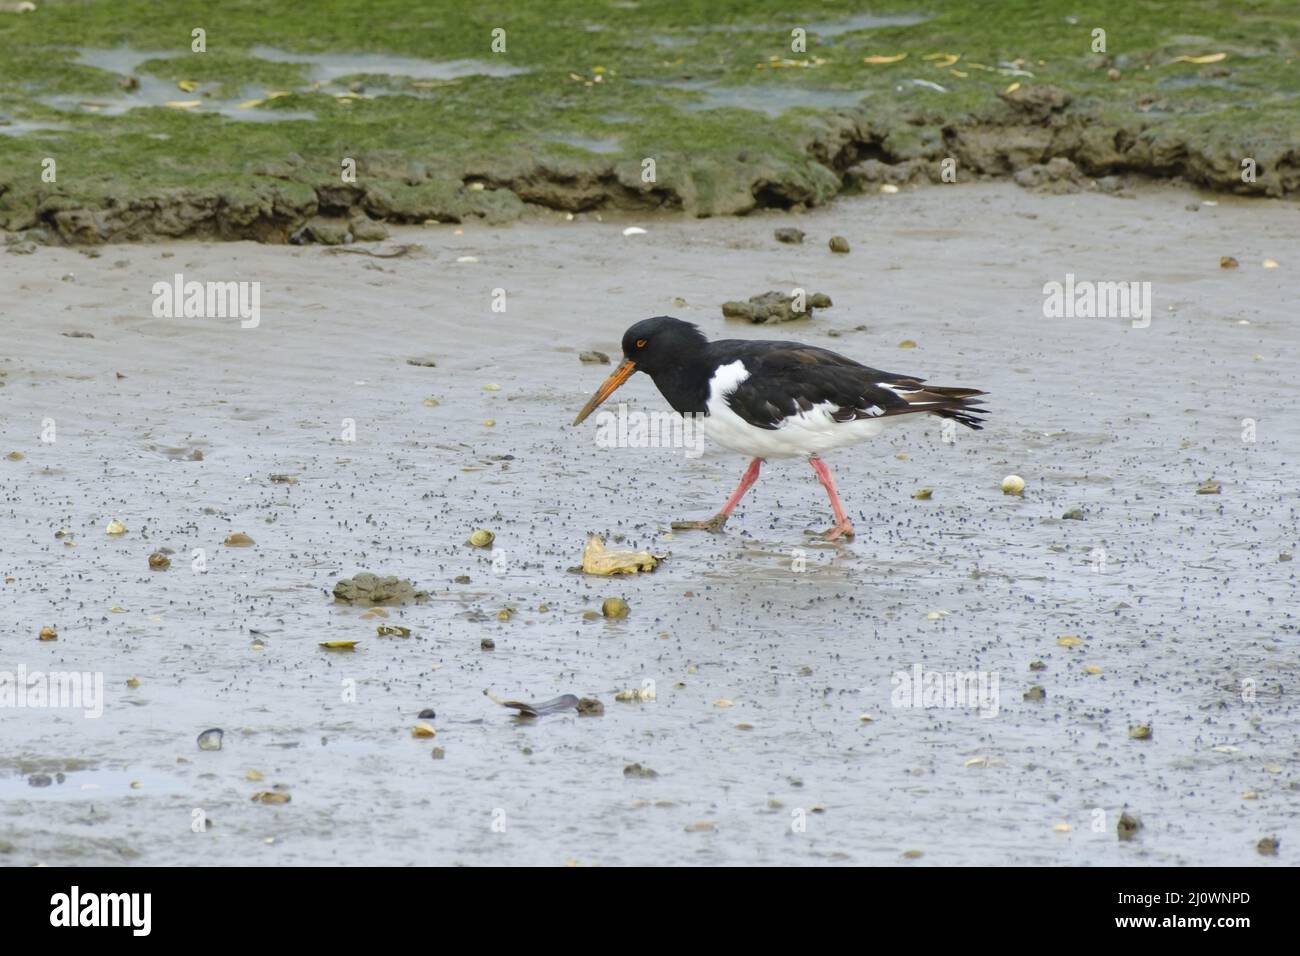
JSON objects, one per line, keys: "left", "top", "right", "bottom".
{"left": 1, "top": 182, "right": 1296, "bottom": 865}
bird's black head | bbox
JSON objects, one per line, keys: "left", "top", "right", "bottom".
{"left": 572, "top": 316, "right": 709, "bottom": 425}
{"left": 620, "top": 316, "right": 708, "bottom": 375}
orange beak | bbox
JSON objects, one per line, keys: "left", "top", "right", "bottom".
{"left": 572, "top": 358, "right": 636, "bottom": 425}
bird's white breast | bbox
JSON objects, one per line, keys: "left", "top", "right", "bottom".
{"left": 701, "top": 360, "right": 890, "bottom": 459}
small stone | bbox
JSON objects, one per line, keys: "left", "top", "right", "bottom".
{"left": 332, "top": 572, "right": 429, "bottom": 605}
{"left": 430, "top": 747, "right": 446, "bottom": 760}
{"left": 1128, "top": 724, "right": 1152, "bottom": 740}
{"left": 406, "top": 355, "right": 438, "bottom": 368}
{"left": 774, "top": 227, "right": 805, "bottom": 244}
{"left": 1196, "top": 479, "right": 1221, "bottom": 494}
{"left": 197, "top": 728, "right": 224, "bottom": 751}
{"left": 480, "top": 637, "right": 495, "bottom": 650}
{"left": 577, "top": 697, "right": 605, "bottom": 716}
{"left": 829, "top": 236, "right": 851, "bottom": 253}
{"left": 1029, "top": 660, "right": 1046, "bottom": 671}
{"left": 602, "top": 597, "right": 630, "bottom": 619}
{"left": 1117, "top": 811, "right": 1142, "bottom": 840}
{"left": 106, "top": 519, "right": 127, "bottom": 535}
{"left": 1001, "top": 475, "right": 1026, "bottom": 496}
{"left": 721, "top": 290, "right": 832, "bottom": 324}
{"left": 467, "top": 529, "right": 495, "bottom": 548}
{"left": 251, "top": 791, "right": 291, "bottom": 805}
{"left": 1220, "top": 256, "right": 1239, "bottom": 269}
{"left": 623, "top": 762, "right": 658, "bottom": 779}
{"left": 1256, "top": 836, "right": 1279, "bottom": 856}
{"left": 38, "top": 626, "right": 57, "bottom": 641}
{"left": 912, "top": 488, "right": 933, "bottom": 500}
{"left": 412, "top": 723, "right": 436, "bottom": 738}
{"left": 1024, "top": 685, "right": 1046, "bottom": 701}
{"left": 148, "top": 552, "right": 171, "bottom": 570}
{"left": 223, "top": 532, "right": 255, "bottom": 547}
{"left": 579, "top": 350, "right": 610, "bottom": 364}
{"left": 417, "top": 708, "right": 436, "bottom": 720}
{"left": 349, "top": 215, "right": 389, "bottom": 242}
{"left": 1061, "top": 507, "right": 1084, "bottom": 520}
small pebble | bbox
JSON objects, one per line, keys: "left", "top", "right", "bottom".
{"left": 602, "top": 597, "right": 630, "bottom": 619}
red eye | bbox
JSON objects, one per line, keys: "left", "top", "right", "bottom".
{"left": 636, "top": 339, "right": 648, "bottom": 348}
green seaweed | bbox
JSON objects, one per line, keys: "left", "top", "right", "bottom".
{"left": 1, "top": 0, "right": 1296, "bottom": 238}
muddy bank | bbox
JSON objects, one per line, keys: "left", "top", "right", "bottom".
{"left": 5, "top": 86, "right": 1298, "bottom": 246}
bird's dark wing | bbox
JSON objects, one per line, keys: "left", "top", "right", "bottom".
{"left": 713, "top": 342, "right": 988, "bottom": 431}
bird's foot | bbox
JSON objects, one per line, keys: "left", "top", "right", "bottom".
{"left": 671, "top": 513, "right": 729, "bottom": 533}
{"left": 820, "top": 520, "right": 855, "bottom": 541}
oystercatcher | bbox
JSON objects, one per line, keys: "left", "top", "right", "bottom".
{"left": 572, "top": 316, "right": 987, "bottom": 540}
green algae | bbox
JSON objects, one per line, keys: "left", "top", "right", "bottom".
{"left": 1, "top": 0, "right": 1296, "bottom": 240}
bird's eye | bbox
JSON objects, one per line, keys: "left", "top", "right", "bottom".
{"left": 636, "top": 339, "right": 648, "bottom": 348}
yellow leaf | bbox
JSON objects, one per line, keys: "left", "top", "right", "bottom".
{"left": 1056, "top": 635, "right": 1084, "bottom": 647}
{"left": 164, "top": 100, "right": 202, "bottom": 110}
{"left": 319, "top": 640, "right": 358, "bottom": 650}
{"left": 412, "top": 723, "right": 437, "bottom": 738}
{"left": 863, "top": 53, "right": 908, "bottom": 64}
{"left": 1170, "top": 53, "right": 1227, "bottom": 64}
{"left": 177, "top": 80, "right": 200, "bottom": 93}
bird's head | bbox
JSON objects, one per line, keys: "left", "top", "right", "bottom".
{"left": 572, "top": 316, "right": 706, "bottom": 425}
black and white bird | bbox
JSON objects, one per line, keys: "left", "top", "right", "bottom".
{"left": 572, "top": 316, "right": 987, "bottom": 540}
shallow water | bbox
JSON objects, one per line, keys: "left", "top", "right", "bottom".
{"left": 1, "top": 184, "right": 1296, "bottom": 865}
{"left": 644, "top": 78, "right": 868, "bottom": 115}
{"left": 248, "top": 45, "right": 528, "bottom": 82}
{"left": 28, "top": 45, "right": 521, "bottom": 125}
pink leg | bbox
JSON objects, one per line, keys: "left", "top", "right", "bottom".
{"left": 809, "top": 456, "right": 855, "bottom": 540}
{"left": 672, "top": 458, "right": 762, "bottom": 532}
